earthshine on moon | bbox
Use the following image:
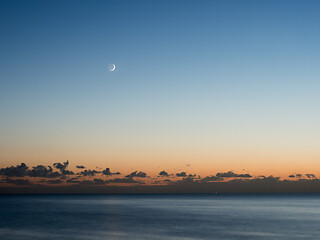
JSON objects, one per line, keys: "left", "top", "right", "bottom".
{"left": 108, "top": 64, "right": 116, "bottom": 72}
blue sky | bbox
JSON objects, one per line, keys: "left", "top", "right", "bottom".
{"left": 1, "top": 0, "right": 320, "bottom": 174}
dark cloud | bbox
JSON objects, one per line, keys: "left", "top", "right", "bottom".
{"left": 170, "top": 174, "right": 199, "bottom": 184}
{"left": 306, "top": 174, "right": 317, "bottom": 179}
{"left": 46, "top": 179, "right": 63, "bottom": 184}
{"left": 289, "top": 174, "right": 305, "bottom": 179}
{"left": 102, "top": 168, "right": 112, "bottom": 176}
{"left": 93, "top": 178, "right": 105, "bottom": 185}
{"left": 27, "top": 165, "right": 61, "bottom": 178}
{"left": 78, "top": 179, "right": 105, "bottom": 185}
{"left": 178, "top": 176, "right": 196, "bottom": 184}
{"left": 69, "top": 176, "right": 80, "bottom": 180}
{"left": 4, "top": 161, "right": 320, "bottom": 194}
{"left": 159, "top": 171, "right": 169, "bottom": 177}
{"left": 0, "top": 163, "right": 28, "bottom": 177}
{"left": 79, "top": 169, "right": 100, "bottom": 176}
{"left": 176, "top": 172, "right": 187, "bottom": 177}
{"left": 53, "top": 161, "right": 74, "bottom": 175}
{"left": 71, "top": 176, "right": 139, "bottom": 185}
{"left": 67, "top": 178, "right": 106, "bottom": 185}
{"left": 66, "top": 178, "right": 81, "bottom": 184}
{"left": 53, "top": 160, "right": 69, "bottom": 171}
{"left": 4, "top": 171, "right": 320, "bottom": 194}
{"left": 201, "top": 175, "right": 224, "bottom": 182}
{"left": 125, "top": 171, "right": 147, "bottom": 178}
{"left": 102, "top": 168, "right": 120, "bottom": 176}
{"left": 0, "top": 162, "right": 70, "bottom": 179}
{"left": 4, "top": 178, "right": 32, "bottom": 186}
{"left": 106, "top": 178, "right": 141, "bottom": 184}
{"left": 236, "top": 173, "right": 252, "bottom": 178}
{"left": 62, "top": 170, "right": 74, "bottom": 175}
{"left": 252, "top": 175, "right": 280, "bottom": 182}
{"left": 216, "top": 171, "right": 252, "bottom": 178}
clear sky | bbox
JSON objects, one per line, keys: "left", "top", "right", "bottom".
{"left": 1, "top": 0, "right": 320, "bottom": 178}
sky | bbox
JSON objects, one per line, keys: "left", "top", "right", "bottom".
{"left": 1, "top": 0, "right": 320, "bottom": 185}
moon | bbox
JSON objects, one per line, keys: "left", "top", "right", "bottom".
{"left": 108, "top": 64, "right": 116, "bottom": 72}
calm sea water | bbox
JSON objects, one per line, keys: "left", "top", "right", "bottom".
{"left": 1, "top": 194, "right": 320, "bottom": 240}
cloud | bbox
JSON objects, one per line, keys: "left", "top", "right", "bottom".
{"left": 0, "top": 163, "right": 69, "bottom": 179}
{"left": 200, "top": 175, "right": 224, "bottom": 182}
{"left": 106, "top": 178, "right": 141, "bottom": 184}
{"left": 102, "top": 168, "right": 112, "bottom": 175}
{"left": 125, "top": 171, "right": 147, "bottom": 178}
{"left": 92, "top": 178, "right": 105, "bottom": 185}
{"left": 288, "top": 173, "right": 305, "bottom": 179}
{"left": 66, "top": 178, "right": 81, "bottom": 184}
{"left": 306, "top": 174, "right": 317, "bottom": 179}
{"left": 176, "top": 172, "right": 187, "bottom": 177}
{"left": 4, "top": 178, "right": 32, "bottom": 186}
{"left": 216, "top": 171, "right": 252, "bottom": 178}
{"left": 53, "top": 161, "right": 74, "bottom": 175}
{"left": 27, "top": 165, "right": 61, "bottom": 178}
{"left": 79, "top": 169, "right": 100, "bottom": 176}
{"left": 62, "top": 170, "right": 74, "bottom": 175}
{"left": 170, "top": 174, "right": 200, "bottom": 184}
{"left": 53, "top": 160, "right": 69, "bottom": 171}
{"left": 102, "top": 168, "right": 120, "bottom": 176}
{"left": 0, "top": 163, "right": 28, "bottom": 177}
{"left": 236, "top": 173, "right": 252, "bottom": 178}
{"left": 66, "top": 178, "right": 106, "bottom": 185}
{"left": 177, "top": 176, "right": 196, "bottom": 183}
{"left": 288, "top": 173, "right": 314, "bottom": 179}
{"left": 46, "top": 179, "right": 63, "bottom": 184}
{"left": 79, "top": 179, "right": 105, "bottom": 185}
{"left": 252, "top": 175, "right": 280, "bottom": 182}
{"left": 4, "top": 161, "right": 320, "bottom": 193}
{"left": 188, "top": 174, "right": 197, "bottom": 177}
{"left": 159, "top": 171, "right": 169, "bottom": 177}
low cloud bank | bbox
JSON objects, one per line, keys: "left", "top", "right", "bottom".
{"left": 2, "top": 162, "right": 320, "bottom": 193}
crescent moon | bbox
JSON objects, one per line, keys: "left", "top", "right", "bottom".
{"left": 109, "top": 64, "right": 116, "bottom": 72}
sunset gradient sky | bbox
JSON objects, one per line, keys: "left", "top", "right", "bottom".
{"left": 1, "top": 0, "right": 320, "bottom": 180}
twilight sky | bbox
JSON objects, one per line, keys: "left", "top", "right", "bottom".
{"left": 1, "top": 0, "right": 320, "bottom": 179}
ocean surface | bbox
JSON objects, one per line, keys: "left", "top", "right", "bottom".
{"left": 1, "top": 194, "right": 320, "bottom": 240}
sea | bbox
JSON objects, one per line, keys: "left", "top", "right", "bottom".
{"left": 1, "top": 194, "right": 320, "bottom": 240}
